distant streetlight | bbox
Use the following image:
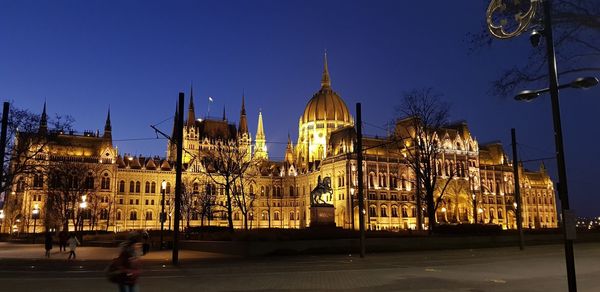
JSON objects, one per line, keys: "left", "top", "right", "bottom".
{"left": 79, "top": 195, "right": 87, "bottom": 242}
{"left": 515, "top": 77, "right": 598, "bottom": 101}
{"left": 0, "top": 209, "right": 5, "bottom": 233}
{"left": 160, "top": 180, "right": 167, "bottom": 249}
{"left": 32, "top": 205, "right": 40, "bottom": 237}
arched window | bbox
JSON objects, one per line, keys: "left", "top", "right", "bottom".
{"left": 234, "top": 212, "right": 240, "bottom": 220}
{"left": 85, "top": 174, "right": 94, "bottom": 189}
{"left": 249, "top": 185, "right": 254, "bottom": 195}
{"left": 369, "top": 173, "right": 375, "bottom": 188}
{"left": 166, "top": 182, "right": 171, "bottom": 194}
{"left": 402, "top": 206, "right": 409, "bottom": 217}
{"left": 100, "top": 209, "right": 109, "bottom": 220}
{"left": 498, "top": 208, "right": 504, "bottom": 219}
{"left": 119, "top": 180, "right": 125, "bottom": 193}
{"left": 16, "top": 177, "right": 25, "bottom": 192}
{"left": 101, "top": 173, "right": 110, "bottom": 190}
{"left": 130, "top": 210, "right": 138, "bottom": 220}
{"left": 369, "top": 206, "right": 377, "bottom": 217}
{"left": 33, "top": 171, "right": 44, "bottom": 188}
{"left": 145, "top": 181, "right": 150, "bottom": 193}
{"left": 401, "top": 176, "right": 406, "bottom": 189}
{"left": 129, "top": 181, "right": 135, "bottom": 193}
{"left": 289, "top": 186, "right": 294, "bottom": 196}
{"left": 391, "top": 205, "right": 399, "bottom": 217}
{"left": 380, "top": 205, "right": 388, "bottom": 217}
{"left": 193, "top": 183, "right": 199, "bottom": 193}
{"left": 274, "top": 212, "right": 280, "bottom": 221}
{"left": 135, "top": 181, "right": 141, "bottom": 193}
{"left": 261, "top": 211, "right": 268, "bottom": 220}
{"left": 289, "top": 211, "right": 295, "bottom": 220}
{"left": 145, "top": 211, "right": 152, "bottom": 220}
{"left": 151, "top": 181, "right": 156, "bottom": 193}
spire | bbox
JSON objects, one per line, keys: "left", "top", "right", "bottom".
{"left": 238, "top": 93, "right": 248, "bottom": 134}
{"left": 187, "top": 84, "right": 196, "bottom": 127}
{"left": 222, "top": 106, "right": 226, "bottom": 121}
{"left": 285, "top": 132, "right": 294, "bottom": 164}
{"left": 254, "top": 110, "right": 268, "bottom": 160}
{"left": 320, "top": 50, "right": 331, "bottom": 88}
{"left": 103, "top": 107, "right": 112, "bottom": 141}
{"left": 39, "top": 101, "right": 48, "bottom": 135}
{"left": 256, "top": 111, "right": 265, "bottom": 140}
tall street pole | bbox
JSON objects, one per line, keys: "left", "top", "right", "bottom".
{"left": 0, "top": 102, "right": 9, "bottom": 233}
{"left": 355, "top": 103, "right": 366, "bottom": 258}
{"left": 511, "top": 128, "right": 524, "bottom": 250}
{"left": 160, "top": 181, "right": 166, "bottom": 250}
{"left": 542, "top": 1, "right": 576, "bottom": 290}
{"left": 172, "top": 92, "right": 184, "bottom": 265}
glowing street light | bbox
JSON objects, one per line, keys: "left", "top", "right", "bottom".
{"left": 160, "top": 180, "right": 167, "bottom": 249}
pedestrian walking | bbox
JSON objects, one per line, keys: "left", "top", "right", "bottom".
{"left": 67, "top": 233, "right": 80, "bottom": 260}
{"left": 59, "top": 230, "right": 68, "bottom": 252}
{"left": 44, "top": 232, "right": 53, "bottom": 258}
{"left": 105, "top": 231, "right": 142, "bottom": 292}
{"left": 141, "top": 230, "right": 150, "bottom": 255}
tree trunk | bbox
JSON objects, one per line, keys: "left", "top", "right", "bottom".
{"left": 426, "top": 191, "right": 435, "bottom": 235}
{"left": 225, "top": 181, "right": 234, "bottom": 232}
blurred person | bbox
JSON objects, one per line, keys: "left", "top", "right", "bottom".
{"left": 44, "top": 232, "right": 53, "bottom": 258}
{"left": 106, "top": 231, "right": 142, "bottom": 292}
{"left": 67, "top": 233, "right": 80, "bottom": 260}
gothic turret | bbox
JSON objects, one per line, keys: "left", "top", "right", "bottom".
{"left": 39, "top": 102, "right": 48, "bottom": 135}
{"left": 238, "top": 94, "right": 248, "bottom": 134}
{"left": 254, "top": 111, "right": 268, "bottom": 160}
{"left": 285, "top": 133, "right": 294, "bottom": 164}
{"left": 186, "top": 85, "right": 196, "bottom": 128}
{"left": 103, "top": 108, "right": 112, "bottom": 142}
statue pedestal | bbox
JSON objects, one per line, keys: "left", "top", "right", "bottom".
{"left": 310, "top": 205, "right": 335, "bottom": 228}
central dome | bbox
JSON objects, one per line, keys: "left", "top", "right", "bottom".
{"left": 300, "top": 53, "right": 353, "bottom": 125}
{"left": 301, "top": 88, "right": 352, "bottom": 124}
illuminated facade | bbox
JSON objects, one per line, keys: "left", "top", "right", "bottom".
{"left": 5, "top": 55, "right": 558, "bottom": 233}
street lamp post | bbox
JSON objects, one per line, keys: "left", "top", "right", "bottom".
{"left": 79, "top": 195, "right": 87, "bottom": 243}
{"left": 488, "top": 1, "right": 599, "bottom": 290}
{"left": 0, "top": 209, "right": 5, "bottom": 233}
{"left": 160, "top": 180, "right": 166, "bottom": 250}
{"left": 32, "top": 205, "right": 40, "bottom": 242}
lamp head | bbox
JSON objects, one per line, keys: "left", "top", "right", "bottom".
{"left": 570, "top": 77, "right": 599, "bottom": 89}
{"left": 515, "top": 90, "right": 540, "bottom": 102}
{"left": 530, "top": 29, "right": 543, "bottom": 47}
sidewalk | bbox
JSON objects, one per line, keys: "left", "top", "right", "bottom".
{"left": 0, "top": 242, "right": 234, "bottom": 262}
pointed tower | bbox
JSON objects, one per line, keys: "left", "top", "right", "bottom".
{"left": 238, "top": 94, "right": 249, "bottom": 134}
{"left": 254, "top": 111, "right": 268, "bottom": 160}
{"left": 321, "top": 50, "right": 331, "bottom": 89}
{"left": 284, "top": 133, "right": 294, "bottom": 164}
{"left": 103, "top": 108, "right": 112, "bottom": 142}
{"left": 38, "top": 102, "right": 48, "bottom": 135}
{"left": 186, "top": 85, "right": 196, "bottom": 128}
{"left": 222, "top": 106, "right": 226, "bottom": 121}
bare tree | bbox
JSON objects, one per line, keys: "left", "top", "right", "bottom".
{"left": 201, "top": 141, "right": 252, "bottom": 232}
{"left": 1, "top": 106, "right": 73, "bottom": 232}
{"left": 232, "top": 168, "right": 256, "bottom": 230}
{"left": 46, "top": 161, "right": 99, "bottom": 233}
{"left": 395, "top": 88, "right": 455, "bottom": 233}
{"left": 469, "top": 0, "right": 600, "bottom": 97}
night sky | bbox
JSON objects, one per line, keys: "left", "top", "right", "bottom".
{"left": 1, "top": 1, "right": 599, "bottom": 216}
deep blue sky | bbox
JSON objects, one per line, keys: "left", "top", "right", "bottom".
{"left": 1, "top": 1, "right": 599, "bottom": 216}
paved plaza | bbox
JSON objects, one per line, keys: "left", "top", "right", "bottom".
{"left": 0, "top": 242, "right": 599, "bottom": 291}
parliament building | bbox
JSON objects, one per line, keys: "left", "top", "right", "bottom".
{"left": 5, "top": 55, "right": 558, "bottom": 233}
